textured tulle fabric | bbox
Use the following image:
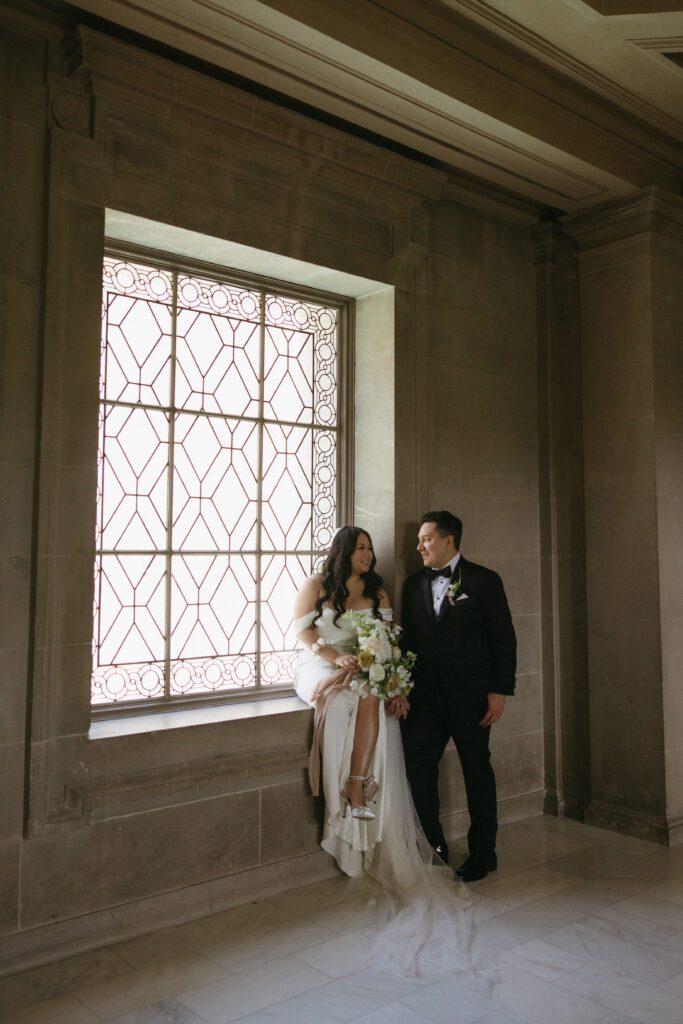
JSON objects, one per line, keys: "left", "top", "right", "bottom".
{"left": 294, "top": 607, "right": 477, "bottom": 977}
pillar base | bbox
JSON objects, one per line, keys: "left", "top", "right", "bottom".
{"left": 584, "top": 799, "right": 683, "bottom": 846}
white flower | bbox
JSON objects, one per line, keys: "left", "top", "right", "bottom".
{"left": 369, "top": 662, "right": 386, "bottom": 683}
{"left": 366, "top": 635, "right": 392, "bottom": 662}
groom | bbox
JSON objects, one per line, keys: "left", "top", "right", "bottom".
{"left": 401, "top": 511, "right": 516, "bottom": 882}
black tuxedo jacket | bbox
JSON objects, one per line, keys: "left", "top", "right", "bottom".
{"left": 400, "top": 556, "right": 517, "bottom": 700}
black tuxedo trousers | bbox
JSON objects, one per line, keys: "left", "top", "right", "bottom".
{"left": 400, "top": 558, "right": 517, "bottom": 860}
{"left": 402, "top": 686, "right": 496, "bottom": 859}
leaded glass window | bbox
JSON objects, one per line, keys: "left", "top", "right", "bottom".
{"left": 92, "top": 251, "right": 347, "bottom": 708}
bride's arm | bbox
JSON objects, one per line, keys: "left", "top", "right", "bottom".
{"left": 378, "top": 588, "right": 392, "bottom": 621}
{"left": 293, "top": 577, "right": 354, "bottom": 670}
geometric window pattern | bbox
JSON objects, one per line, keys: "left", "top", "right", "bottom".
{"left": 92, "top": 255, "right": 341, "bottom": 706}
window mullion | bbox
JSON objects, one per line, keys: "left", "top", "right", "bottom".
{"left": 255, "top": 290, "right": 266, "bottom": 691}
{"left": 164, "top": 270, "right": 179, "bottom": 700}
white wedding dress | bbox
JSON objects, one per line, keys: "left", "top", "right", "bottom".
{"left": 293, "top": 606, "right": 476, "bottom": 977}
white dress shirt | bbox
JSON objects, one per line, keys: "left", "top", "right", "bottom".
{"left": 431, "top": 553, "right": 461, "bottom": 614}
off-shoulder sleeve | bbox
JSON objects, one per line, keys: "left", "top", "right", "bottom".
{"left": 292, "top": 611, "right": 317, "bottom": 635}
{"left": 380, "top": 607, "right": 393, "bottom": 621}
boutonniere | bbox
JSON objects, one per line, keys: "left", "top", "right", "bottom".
{"left": 446, "top": 569, "right": 463, "bottom": 605}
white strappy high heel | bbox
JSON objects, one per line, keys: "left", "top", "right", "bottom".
{"left": 343, "top": 774, "right": 379, "bottom": 820}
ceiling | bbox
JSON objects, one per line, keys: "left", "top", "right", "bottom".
{"left": 71, "top": 0, "right": 683, "bottom": 213}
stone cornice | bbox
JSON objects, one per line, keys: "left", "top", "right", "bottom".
{"left": 442, "top": 173, "right": 541, "bottom": 227}
{"left": 65, "top": 24, "right": 449, "bottom": 213}
{"left": 440, "top": 0, "right": 683, "bottom": 142}
{"left": 562, "top": 186, "right": 683, "bottom": 251}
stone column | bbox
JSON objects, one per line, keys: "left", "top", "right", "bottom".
{"left": 564, "top": 188, "right": 683, "bottom": 845}
{"left": 532, "top": 223, "right": 590, "bottom": 821}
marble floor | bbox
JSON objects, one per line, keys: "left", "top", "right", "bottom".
{"left": 2, "top": 815, "right": 683, "bottom": 1024}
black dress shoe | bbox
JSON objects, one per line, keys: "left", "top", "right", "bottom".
{"left": 455, "top": 853, "right": 497, "bottom": 882}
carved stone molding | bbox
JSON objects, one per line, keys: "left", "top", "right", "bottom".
{"left": 49, "top": 86, "right": 92, "bottom": 135}
{"left": 530, "top": 221, "right": 566, "bottom": 267}
{"left": 563, "top": 186, "right": 683, "bottom": 252}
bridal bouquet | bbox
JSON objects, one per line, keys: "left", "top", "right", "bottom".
{"left": 343, "top": 611, "right": 416, "bottom": 700}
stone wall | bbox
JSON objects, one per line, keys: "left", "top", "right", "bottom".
{"left": 1, "top": 3, "right": 545, "bottom": 972}
{"left": 419, "top": 201, "right": 543, "bottom": 835}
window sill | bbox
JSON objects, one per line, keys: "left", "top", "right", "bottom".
{"left": 89, "top": 694, "right": 310, "bottom": 740}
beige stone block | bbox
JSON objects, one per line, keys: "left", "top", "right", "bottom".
{"left": 0, "top": 556, "right": 30, "bottom": 650}
{"left": 589, "top": 677, "right": 664, "bottom": 753}
{"left": 33, "top": 554, "right": 95, "bottom": 649}
{"left": 30, "top": 643, "right": 91, "bottom": 742}
{"left": 513, "top": 613, "right": 542, "bottom": 676}
{"left": 661, "top": 618, "right": 683, "bottom": 690}
{"left": 0, "top": 31, "right": 46, "bottom": 125}
{"left": 659, "top": 554, "right": 683, "bottom": 623}
{"left": 552, "top": 433, "right": 587, "bottom": 501}
{"left": 583, "top": 395, "right": 656, "bottom": 493}
{"left": 545, "top": 500, "right": 586, "bottom": 557}
{"left": 0, "top": 115, "right": 44, "bottom": 189}
{"left": 585, "top": 552, "right": 660, "bottom": 621}
{"left": 430, "top": 430, "right": 539, "bottom": 500}
{"left": 585, "top": 492, "right": 659, "bottom": 560}
{"left": 0, "top": 648, "right": 27, "bottom": 746}
{"left": 590, "top": 735, "right": 665, "bottom": 816}
{"left": 588, "top": 616, "right": 663, "bottom": 687}
{"left": 495, "top": 672, "right": 542, "bottom": 739}
{"left": 491, "top": 730, "right": 544, "bottom": 800}
{"left": 85, "top": 707, "right": 312, "bottom": 781}
{"left": 658, "top": 492, "right": 683, "bottom": 554}
{"left": 20, "top": 789, "right": 260, "bottom": 928}
{"left": 53, "top": 378, "right": 100, "bottom": 467}
{"left": 0, "top": 743, "right": 24, "bottom": 842}
{"left": 0, "top": 840, "right": 19, "bottom": 936}
{"left": 0, "top": 461, "right": 33, "bottom": 557}
{"left": 439, "top": 496, "right": 540, "bottom": 560}
{"left": 552, "top": 556, "right": 588, "bottom": 630}
{"left": 0, "top": 182, "right": 44, "bottom": 282}
{"left": 437, "top": 367, "right": 537, "bottom": 443}
{"left": 559, "top": 726, "right": 591, "bottom": 808}
{"left": 662, "top": 683, "right": 683, "bottom": 760}
{"left": 0, "top": 370, "right": 38, "bottom": 462}
{"left": 353, "top": 487, "right": 395, "bottom": 525}
{"left": 556, "top": 669, "right": 590, "bottom": 742}
{"left": 39, "top": 465, "right": 98, "bottom": 557}
{"left": 260, "top": 778, "right": 322, "bottom": 864}
{"left": 0, "top": 274, "right": 41, "bottom": 375}
{"left": 665, "top": 745, "right": 683, "bottom": 822}
{"left": 480, "top": 555, "right": 540, "bottom": 615}
{"left": 547, "top": 365, "right": 583, "bottom": 441}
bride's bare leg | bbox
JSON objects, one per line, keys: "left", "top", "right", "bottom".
{"left": 346, "top": 694, "right": 380, "bottom": 806}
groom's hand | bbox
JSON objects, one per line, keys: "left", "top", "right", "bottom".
{"left": 479, "top": 693, "right": 506, "bottom": 726}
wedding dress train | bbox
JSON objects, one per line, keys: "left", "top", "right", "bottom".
{"left": 293, "top": 607, "right": 476, "bottom": 977}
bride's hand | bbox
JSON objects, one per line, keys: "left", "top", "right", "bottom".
{"left": 334, "top": 654, "right": 357, "bottom": 672}
{"left": 386, "top": 697, "right": 410, "bottom": 719}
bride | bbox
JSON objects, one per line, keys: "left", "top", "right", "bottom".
{"left": 292, "top": 526, "right": 475, "bottom": 976}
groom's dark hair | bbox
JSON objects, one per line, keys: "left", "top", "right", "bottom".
{"left": 420, "top": 510, "right": 463, "bottom": 549}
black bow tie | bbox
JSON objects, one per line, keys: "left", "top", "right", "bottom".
{"left": 428, "top": 567, "right": 452, "bottom": 580}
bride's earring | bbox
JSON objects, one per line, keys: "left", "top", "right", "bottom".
{"left": 343, "top": 775, "right": 376, "bottom": 820}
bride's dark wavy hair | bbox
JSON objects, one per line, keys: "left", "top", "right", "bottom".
{"left": 313, "top": 526, "right": 384, "bottom": 626}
